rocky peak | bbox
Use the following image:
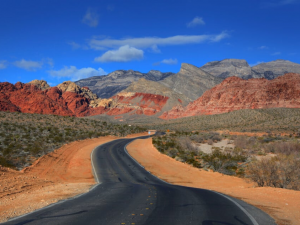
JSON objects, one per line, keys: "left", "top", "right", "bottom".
{"left": 159, "top": 63, "right": 223, "bottom": 101}
{"left": 251, "top": 60, "right": 300, "bottom": 80}
{"left": 28, "top": 80, "right": 50, "bottom": 90}
{"left": 57, "top": 81, "right": 98, "bottom": 101}
{"left": 200, "top": 59, "right": 252, "bottom": 79}
{"left": 179, "top": 63, "right": 209, "bottom": 76}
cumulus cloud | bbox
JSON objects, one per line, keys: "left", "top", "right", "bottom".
{"left": 13, "top": 59, "right": 43, "bottom": 71}
{"left": 82, "top": 8, "right": 99, "bottom": 27}
{"left": 187, "top": 17, "right": 205, "bottom": 27}
{"left": 0, "top": 60, "right": 8, "bottom": 69}
{"left": 94, "top": 45, "right": 144, "bottom": 62}
{"left": 161, "top": 58, "right": 178, "bottom": 65}
{"left": 89, "top": 31, "right": 230, "bottom": 50}
{"left": 48, "top": 66, "right": 107, "bottom": 81}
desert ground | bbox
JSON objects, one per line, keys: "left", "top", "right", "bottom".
{"left": 1, "top": 133, "right": 299, "bottom": 224}
{"left": 0, "top": 132, "right": 149, "bottom": 223}
{"left": 127, "top": 138, "right": 300, "bottom": 225}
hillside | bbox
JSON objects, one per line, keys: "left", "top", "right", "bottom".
{"left": 0, "top": 111, "right": 146, "bottom": 170}
{"left": 200, "top": 59, "right": 252, "bottom": 79}
{"left": 160, "top": 73, "right": 300, "bottom": 119}
{"left": 75, "top": 70, "right": 174, "bottom": 98}
{"left": 200, "top": 59, "right": 300, "bottom": 79}
{"left": 159, "top": 63, "right": 223, "bottom": 101}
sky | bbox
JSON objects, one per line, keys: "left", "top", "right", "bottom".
{"left": 1, "top": 0, "right": 300, "bottom": 85}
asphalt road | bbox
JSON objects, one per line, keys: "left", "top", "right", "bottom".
{"left": 4, "top": 136, "right": 276, "bottom": 225}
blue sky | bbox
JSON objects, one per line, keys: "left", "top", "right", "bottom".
{"left": 1, "top": 0, "right": 300, "bottom": 85}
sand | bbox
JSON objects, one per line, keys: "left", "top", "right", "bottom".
{"left": 127, "top": 138, "right": 300, "bottom": 225}
{"left": 0, "top": 132, "right": 149, "bottom": 223}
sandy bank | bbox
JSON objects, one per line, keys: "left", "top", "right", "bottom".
{"left": 0, "top": 132, "right": 149, "bottom": 223}
{"left": 127, "top": 138, "right": 300, "bottom": 225}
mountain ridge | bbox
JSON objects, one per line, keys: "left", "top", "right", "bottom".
{"left": 160, "top": 73, "right": 300, "bottom": 119}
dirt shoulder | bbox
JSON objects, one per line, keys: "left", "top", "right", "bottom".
{"left": 0, "top": 132, "right": 149, "bottom": 223}
{"left": 127, "top": 138, "right": 300, "bottom": 225}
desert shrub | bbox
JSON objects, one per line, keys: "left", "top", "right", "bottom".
{"left": 247, "top": 154, "right": 300, "bottom": 190}
{"left": 234, "top": 136, "right": 248, "bottom": 149}
{"left": 202, "top": 149, "right": 247, "bottom": 175}
{"left": 0, "top": 156, "right": 15, "bottom": 168}
{"left": 178, "top": 137, "right": 197, "bottom": 152}
{"left": 207, "top": 139, "right": 213, "bottom": 145}
{"left": 190, "top": 135, "right": 204, "bottom": 143}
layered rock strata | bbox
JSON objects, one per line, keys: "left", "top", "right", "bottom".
{"left": 160, "top": 73, "right": 300, "bottom": 119}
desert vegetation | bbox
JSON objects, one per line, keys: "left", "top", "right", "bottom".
{"left": 153, "top": 131, "right": 300, "bottom": 190}
{"left": 135, "top": 108, "right": 300, "bottom": 134}
{"left": 0, "top": 111, "right": 146, "bottom": 170}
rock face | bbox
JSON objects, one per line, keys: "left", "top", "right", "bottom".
{"left": 200, "top": 59, "right": 300, "bottom": 79}
{"left": 28, "top": 80, "right": 50, "bottom": 90}
{"left": 0, "top": 80, "right": 174, "bottom": 118}
{"left": 109, "top": 92, "right": 170, "bottom": 116}
{"left": 75, "top": 70, "right": 174, "bottom": 99}
{"left": 160, "top": 73, "right": 300, "bottom": 119}
{"left": 124, "top": 78, "right": 188, "bottom": 109}
{"left": 159, "top": 63, "right": 223, "bottom": 101}
{"left": 200, "top": 59, "right": 252, "bottom": 79}
{"left": 0, "top": 82, "right": 74, "bottom": 116}
{"left": 251, "top": 60, "right": 300, "bottom": 79}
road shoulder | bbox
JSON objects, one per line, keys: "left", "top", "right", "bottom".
{"left": 0, "top": 132, "right": 148, "bottom": 223}
{"left": 127, "top": 138, "right": 300, "bottom": 225}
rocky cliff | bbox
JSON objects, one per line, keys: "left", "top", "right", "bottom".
{"left": 0, "top": 80, "right": 174, "bottom": 118}
{"left": 251, "top": 60, "right": 300, "bottom": 79}
{"left": 160, "top": 73, "right": 300, "bottom": 119}
{"left": 159, "top": 63, "right": 223, "bottom": 101}
{"left": 200, "top": 59, "right": 300, "bottom": 79}
{"left": 200, "top": 59, "right": 252, "bottom": 79}
{"left": 75, "top": 70, "right": 174, "bottom": 99}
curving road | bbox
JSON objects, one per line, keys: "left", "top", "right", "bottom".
{"left": 4, "top": 136, "right": 276, "bottom": 225}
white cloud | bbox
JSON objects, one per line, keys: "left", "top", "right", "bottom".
{"left": 0, "top": 60, "right": 8, "bottom": 69}
{"left": 89, "top": 31, "right": 230, "bottom": 50}
{"left": 68, "top": 41, "right": 81, "bottom": 49}
{"left": 271, "top": 52, "right": 281, "bottom": 55}
{"left": 151, "top": 45, "right": 161, "bottom": 53}
{"left": 13, "top": 59, "right": 43, "bottom": 71}
{"left": 161, "top": 58, "right": 178, "bottom": 65}
{"left": 82, "top": 8, "right": 99, "bottom": 27}
{"left": 94, "top": 45, "right": 144, "bottom": 62}
{"left": 49, "top": 66, "right": 107, "bottom": 81}
{"left": 187, "top": 17, "right": 205, "bottom": 27}
{"left": 259, "top": 45, "right": 268, "bottom": 49}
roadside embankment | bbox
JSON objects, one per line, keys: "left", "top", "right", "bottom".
{"left": 127, "top": 138, "right": 300, "bottom": 225}
{"left": 0, "top": 132, "right": 149, "bottom": 223}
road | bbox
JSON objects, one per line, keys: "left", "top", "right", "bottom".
{"left": 4, "top": 136, "right": 276, "bottom": 225}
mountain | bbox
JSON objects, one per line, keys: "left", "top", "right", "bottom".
{"left": 200, "top": 59, "right": 300, "bottom": 79}
{"left": 200, "top": 59, "right": 252, "bottom": 79}
{"left": 160, "top": 73, "right": 300, "bottom": 119}
{"left": 0, "top": 80, "right": 177, "bottom": 118}
{"left": 123, "top": 78, "right": 189, "bottom": 106}
{"left": 159, "top": 63, "right": 223, "bottom": 101}
{"left": 75, "top": 70, "right": 174, "bottom": 99}
{"left": 251, "top": 60, "right": 300, "bottom": 79}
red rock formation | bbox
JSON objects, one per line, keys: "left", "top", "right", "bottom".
{"left": 111, "top": 92, "right": 169, "bottom": 116}
{"left": 160, "top": 73, "right": 300, "bottom": 119}
{"left": 0, "top": 81, "right": 171, "bottom": 118}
